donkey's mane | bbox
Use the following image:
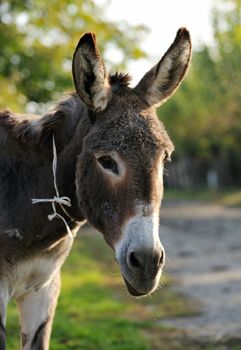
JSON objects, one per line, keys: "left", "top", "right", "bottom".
{"left": 0, "top": 109, "right": 62, "bottom": 144}
{"left": 109, "top": 72, "right": 132, "bottom": 90}
{"left": 0, "top": 73, "right": 131, "bottom": 147}
{"left": 0, "top": 93, "right": 84, "bottom": 147}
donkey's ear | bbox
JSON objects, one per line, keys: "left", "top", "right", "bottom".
{"left": 134, "top": 28, "right": 191, "bottom": 107}
{"left": 72, "top": 32, "right": 111, "bottom": 112}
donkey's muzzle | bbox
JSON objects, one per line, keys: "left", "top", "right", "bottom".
{"left": 120, "top": 247, "right": 165, "bottom": 297}
{"left": 115, "top": 212, "right": 165, "bottom": 296}
{"left": 123, "top": 276, "right": 147, "bottom": 297}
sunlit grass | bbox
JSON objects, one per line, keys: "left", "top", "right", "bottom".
{"left": 221, "top": 190, "right": 241, "bottom": 207}
{"left": 164, "top": 188, "right": 241, "bottom": 207}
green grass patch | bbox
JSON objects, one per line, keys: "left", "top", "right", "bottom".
{"left": 164, "top": 188, "right": 241, "bottom": 207}
{"left": 220, "top": 190, "right": 241, "bottom": 207}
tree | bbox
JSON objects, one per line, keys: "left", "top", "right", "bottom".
{"left": 158, "top": 0, "right": 241, "bottom": 187}
{"left": 0, "top": 0, "right": 147, "bottom": 112}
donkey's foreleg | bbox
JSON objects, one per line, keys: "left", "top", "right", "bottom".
{"left": 0, "top": 321, "right": 5, "bottom": 350}
{"left": 17, "top": 272, "right": 61, "bottom": 350}
{"left": 0, "top": 281, "right": 9, "bottom": 350}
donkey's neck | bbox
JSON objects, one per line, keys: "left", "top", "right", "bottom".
{"left": 47, "top": 94, "right": 91, "bottom": 222}
{"left": 1, "top": 94, "right": 90, "bottom": 247}
{"left": 18, "top": 95, "right": 89, "bottom": 236}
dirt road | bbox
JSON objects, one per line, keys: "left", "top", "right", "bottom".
{"left": 160, "top": 201, "right": 241, "bottom": 342}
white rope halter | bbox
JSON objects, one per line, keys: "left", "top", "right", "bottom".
{"left": 32, "top": 135, "right": 73, "bottom": 238}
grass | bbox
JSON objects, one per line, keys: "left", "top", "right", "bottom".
{"left": 6, "top": 226, "right": 241, "bottom": 349}
{"left": 164, "top": 188, "right": 241, "bottom": 207}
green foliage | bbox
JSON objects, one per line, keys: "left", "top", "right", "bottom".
{"left": 0, "top": 0, "right": 147, "bottom": 112}
{"left": 158, "top": 0, "right": 241, "bottom": 162}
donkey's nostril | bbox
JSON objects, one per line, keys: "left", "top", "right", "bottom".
{"left": 129, "top": 251, "right": 142, "bottom": 269}
{"left": 157, "top": 249, "right": 165, "bottom": 267}
{"left": 127, "top": 249, "right": 165, "bottom": 272}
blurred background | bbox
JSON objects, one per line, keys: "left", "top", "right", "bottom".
{"left": 1, "top": 0, "right": 241, "bottom": 197}
{"left": 1, "top": 0, "right": 241, "bottom": 349}
{"left": 0, "top": 0, "right": 241, "bottom": 197}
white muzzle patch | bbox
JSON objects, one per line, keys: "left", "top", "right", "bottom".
{"left": 115, "top": 206, "right": 165, "bottom": 296}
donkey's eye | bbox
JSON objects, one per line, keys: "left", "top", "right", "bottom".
{"left": 98, "top": 156, "right": 119, "bottom": 175}
{"left": 163, "top": 151, "right": 169, "bottom": 163}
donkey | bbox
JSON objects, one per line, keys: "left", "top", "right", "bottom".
{"left": 0, "top": 28, "right": 191, "bottom": 349}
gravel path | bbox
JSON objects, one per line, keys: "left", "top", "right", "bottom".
{"left": 160, "top": 201, "right": 241, "bottom": 341}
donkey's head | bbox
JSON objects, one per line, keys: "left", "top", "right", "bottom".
{"left": 74, "top": 29, "right": 191, "bottom": 296}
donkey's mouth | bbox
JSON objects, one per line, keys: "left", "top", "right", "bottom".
{"left": 123, "top": 277, "right": 148, "bottom": 297}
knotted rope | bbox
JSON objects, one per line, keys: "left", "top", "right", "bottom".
{"left": 32, "top": 135, "right": 73, "bottom": 238}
